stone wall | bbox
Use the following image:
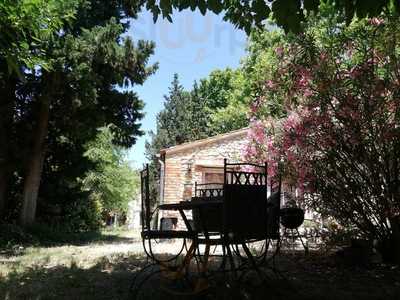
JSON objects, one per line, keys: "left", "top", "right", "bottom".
{"left": 161, "top": 130, "right": 249, "bottom": 224}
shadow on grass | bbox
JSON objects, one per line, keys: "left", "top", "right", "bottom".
{"left": 1, "top": 252, "right": 399, "bottom": 300}
{"left": 25, "top": 225, "right": 139, "bottom": 246}
{"left": 0, "top": 223, "right": 139, "bottom": 257}
{"left": 0, "top": 254, "right": 146, "bottom": 300}
{"left": 42, "top": 230, "right": 138, "bottom": 246}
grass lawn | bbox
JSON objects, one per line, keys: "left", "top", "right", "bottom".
{"left": 1, "top": 228, "right": 400, "bottom": 299}
{"left": 0, "top": 228, "right": 147, "bottom": 299}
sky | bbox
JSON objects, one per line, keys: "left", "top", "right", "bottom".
{"left": 125, "top": 9, "right": 248, "bottom": 168}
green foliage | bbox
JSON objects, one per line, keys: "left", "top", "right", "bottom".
{"left": 198, "top": 69, "right": 251, "bottom": 134}
{"left": 242, "top": 29, "right": 288, "bottom": 119}
{"left": 145, "top": 0, "right": 399, "bottom": 34}
{"left": 0, "top": 0, "right": 156, "bottom": 227}
{"left": 0, "top": 223, "right": 37, "bottom": 248}
{"left": 0, "top": 0, "right": 79, "bottom": 76}
{"left": 82, "top": 126, "right": 139, "bottom": 216}
{"left": 247, "top": 8, "right": 400, "bottom": 261}
{"left": 63, "top": 196, "right": 103, "bottom": 232}
{"left": 148, "top": 74, "right": 207, "bottom": 151}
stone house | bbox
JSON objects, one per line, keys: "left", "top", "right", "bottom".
{"left": 157, "top": 127, "right": 318, "bottom": 230}
{"left": 158, "top": 128, "right": 249, "bottom": 228}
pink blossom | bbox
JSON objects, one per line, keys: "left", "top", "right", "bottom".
{"left": 303, "top": 88, "right": 313, "bottom": 97}
{"left": 283, "top": 112, "right": 300, "bottom": 131}
{"left": 267, "top": 161, "right": 277, "bottom": 178}
{"left": 248, "top": 120, "right": 266, "bottom": 144}
{"left": 368, "top": 17, "right": 384, "bottom": 26}
{"left": 348, "top": 66, "right": 361, "bottom": 79}
{"left": 275, "top": 47, "right": 284, "bottom": 57}
{"left": 246, "top": 144, "right": 257, "bottom": 157}
{"left": 297, "top": 68, "right": 312, "bottom": 88}
{"left": 266, "top": 80, "right": 276, "bottom": 89}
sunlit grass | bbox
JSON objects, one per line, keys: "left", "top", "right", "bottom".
{"left": 0, "top": 229, "right": 142, "bottom": 277}
{"left": 0, "top": 228, "right": 147, "bottom": 299}
{"left": 1, "top": 227, "right": 399, "bottom": 299}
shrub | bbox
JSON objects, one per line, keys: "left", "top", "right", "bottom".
{"left": 63, "top": 196, "right": 103, "bottom": 232}
{"left": 245, "top": 11, "right": 400, "bottom": 262}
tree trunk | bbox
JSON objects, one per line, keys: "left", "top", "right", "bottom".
{"left": 0, "top": 75, "right": 16, "bottom": 218}
{"left": 0, "top": 172, "right": 7, "bottom": 218}
{"left": 114, "top": 214, "right": 118, "bottom": 228}
{"left": 19, "top": 97, "right": 50, "bottom": 226}
{"left": 0, "top": 123, "right": 10, "bottom": 217}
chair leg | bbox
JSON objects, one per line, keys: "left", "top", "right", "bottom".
{"left": 218, "top": 244, "right": 227, "bottom": 272}
{"left": 225, "top": 243, "right": 237, "bottom": 279}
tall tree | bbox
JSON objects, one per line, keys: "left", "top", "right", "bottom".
{"left": 198, "top": 68, "right": 251, "bottom": 134}
{"left": 145, "top": 74, "right": 210, "bottom": 204}
{"left": 1, "top": 1, "right": 156, "bottom": 226}
{"left": 83, "top": 126, "right": 139, "bottom": 222}
{"left": 0, "top": 0, "right": 79, "bottom": 218}
{"left": 151, "top": 74, "right": 194, "bottom": 149}
{"left": 21, "top": 20, "right": 155, "bottom": 226}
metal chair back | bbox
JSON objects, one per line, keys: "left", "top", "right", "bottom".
{"left": 194, "top": 182, "right": 224, "bottom": 198}
{"left": 223, "top": 159, "right": 268, "bottom": 241}
{"left": 140, "top": 164, "right": 151, "bottom": 232}
{"left": 193, "top": 182, "right": 224, "bottom": 232}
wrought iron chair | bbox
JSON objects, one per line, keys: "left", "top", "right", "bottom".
{"left": 221, "top": 159, "right": 282, "bottom": 275}
{"left": 188, "top": 159, "right": 283, "bottom": 298}
{"left": 194, "top": 182, "right": 224, "bottom": 198}
{"left": 139, "top": 164, "right": 194, "bottom": 262}
{"left": 192, "top": 182, "right": 224, "bottom": 234}
{"left": 130, "top": 165, "right": 197, "bottom": 299}
{"left": 192, "top": 182, "right": 225, "bottom": 273}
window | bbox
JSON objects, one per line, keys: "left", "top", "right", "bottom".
{"left": 203, "top": 171, "right": 224, "bottom": 184}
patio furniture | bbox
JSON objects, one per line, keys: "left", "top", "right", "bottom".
{"left": 139, "top": 164, "right": 194, "bottom": 262}
{"left": 131, "top": 160, "right": 283, "bottom": 299}
{"left": 192, "top": 182, "right": 223, "bottom": 233}
{"left": 221, "top": 159, "right": 282, "bottom": 272}
{"left": 130, "top": 165, "right": 197, "bottom": 299}
{"left": 194, "top": 182, "right": 224, "bottom": 198}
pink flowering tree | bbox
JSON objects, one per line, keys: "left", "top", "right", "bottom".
{"left": 246, "top": 15, "right": 400, "bottom": 262}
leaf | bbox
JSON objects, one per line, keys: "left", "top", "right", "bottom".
{"left": 198, "top": 0, "right": 207, "bottom": 15}
{"left": 254, "top": 5, "right": 271, "bottom": 25}
{"left": 5, "top": 54, "right": 24, "bottom": 80}
{"left": 252, "top": 0, "right": 269, "bottom": 14}
{"left": 160, "top": 0, "right": 172, "bottom": 15}
{"left": 272, "top": 0, "right": 302, "bottom": 33}
{"left": 178, "top": 0, "right": 191, "bottom": 11}
{"left": 207, "top": 0, "right": 223, "bottom": 14}
{"left": 189, "top": 0, "right": 197, "bottom": 11}
{"left": 146, "top": 0, "right": 156, "bottom": 10}
{"left": 151, "top": 7, "right": 160, "bottom": 23}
